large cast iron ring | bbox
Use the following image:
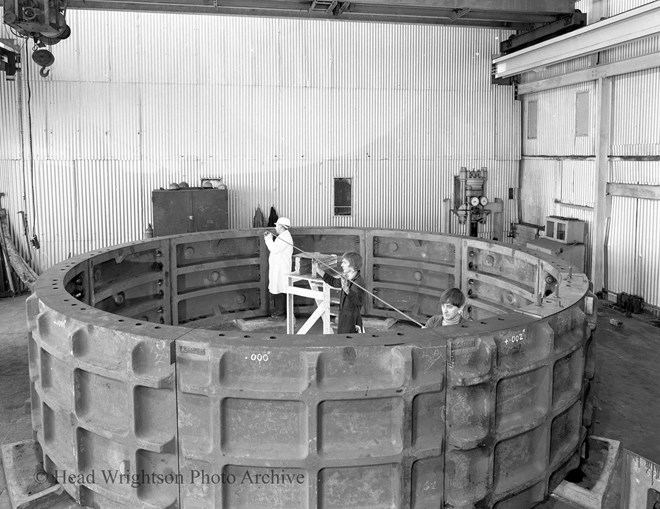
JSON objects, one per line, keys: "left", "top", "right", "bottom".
{"left": 28, "top": 228, "right": 595, "bottom": 508}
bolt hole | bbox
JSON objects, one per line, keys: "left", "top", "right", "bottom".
{"left": 218, "top": 333, "right": 225, "bottom": 337}
{"left": 243, "top": 335, "right": 250, "bottom": 338}
{"left": 135, "top": 322, "right": 142, "bottom": 326}
{"left": 269, "top": 336, "right": 277, "bottom": 339}
{"left": 118, "top": 319, "right": 124, "bottom": 322}
{"left": 155, "top": 326, "right": 161, "bottom": 329}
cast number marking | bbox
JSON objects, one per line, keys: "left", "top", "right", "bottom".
{"left": 424, "top": 349, "right": 443, "bottom": 373}
{"left": 250, "top": 353, "right": 269, "bottom": 363}
{"left": 504, "top": 329, "right": 526, "bottom": 345}
{"left": 154, "top": 340, "right": 168, "bottom": 365}
{"left": 422, "top": 479, "right": 438, "bottom": 492}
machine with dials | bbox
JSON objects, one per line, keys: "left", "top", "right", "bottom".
{"left": 452, "top": 166, "right": 491, "bottom": 237}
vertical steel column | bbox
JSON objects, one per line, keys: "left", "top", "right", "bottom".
{"left": 591, "top": 77, "right": 612, "bottom": 294}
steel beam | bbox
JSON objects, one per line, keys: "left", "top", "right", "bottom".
{"left": 499, "top": 12, "right": 586, "bottom": 54}
{"left": 592, "top": 78, "right": 612, "bottom": 295}
{"left": 318, "top": 0, "right": 574, "bottom": 14}
{"left": 517, "top": 52, "right": 660, "bottom": 95}
{"left": 63, "top": 0, "right": 573, "bottom": 27}
{"left": 607, "top": 183, "right": 660, "bottom": 201}
{"left": 492, "top": 1, "right": 660, "bottom": 78}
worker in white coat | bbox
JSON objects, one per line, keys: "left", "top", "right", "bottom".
{"left": 263, "top": 217, "right": 293, "bottom": 319}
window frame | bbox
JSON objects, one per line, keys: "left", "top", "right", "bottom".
{"left": 333, "top": 177, "right": 353, "bottom": 216}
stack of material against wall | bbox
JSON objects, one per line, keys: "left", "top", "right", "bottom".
{"left": 511, "top": 222, "right": 542, "bottom": 246}
{"left": 0, "top": 209, "right": 37, "bottom": 289}
{"left": 0, "top": 10, "right": 519, "bottom": 274}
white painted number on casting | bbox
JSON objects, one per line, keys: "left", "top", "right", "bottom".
{"left": 504, "top": 329, "right": 526, "bottom": 345}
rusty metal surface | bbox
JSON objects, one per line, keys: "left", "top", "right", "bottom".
{"left": 176, "top": 334, "right": 444, "bottom": 508}
{"left": 28, "top": 228, "right": 594, "bottom": 508}
{"left": 27, "top": 278, "right": 181, "bottom": 507}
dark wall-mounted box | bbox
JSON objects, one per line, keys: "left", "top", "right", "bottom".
{"left": 152, "top": 189, "right": 228, "bottom": 236}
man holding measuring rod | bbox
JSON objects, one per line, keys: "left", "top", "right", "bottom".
{"left": 263, "top": 217, "right": 294, "bottom": 319}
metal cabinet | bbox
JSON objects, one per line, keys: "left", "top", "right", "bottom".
{"left": 152, "top": 188, "right": 228, "bottom": 236}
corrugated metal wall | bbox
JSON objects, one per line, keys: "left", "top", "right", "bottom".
{"left": 611, "top": 67, "right": 660, "bottom": 156}
{"left": 520, "top": 0, "right": 660, "bottom": 308}
{"left": 519, "top": 158, "right": 560, "bottom": 225}
{"left": 521, "top": 83, "right": 597, "bottom": 156}
{"left": 606, "top": 196, "right": 660, "bottom": 309}
{"left": 608, "top": 156, "right": 660, "bottom": 308}
{"left": 0, "top": 10, "right": 519, "bottom": 273}
{"left": 520, "top": 158, "right": 595, "bottom": 276}
{"left": 605, "top": 0, "right": 659, "bottom": 16}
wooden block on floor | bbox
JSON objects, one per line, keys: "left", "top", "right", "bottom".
{"left": 362, "top": 317, "right": 397, "bottom": 331}
{"left": 235, "top": 318, "right": 271, "bottom": 331}
{"left": 234, "top": 317, "right": 288, "bottom": 331}
{"left": 1, "top": 439, "right": 81, "bottom": 509}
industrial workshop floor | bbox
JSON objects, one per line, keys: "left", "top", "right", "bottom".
{"left": 0, "top": 294, "right": 659, "bottom": 508}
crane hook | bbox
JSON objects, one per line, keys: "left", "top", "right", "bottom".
{"left": 39, "top": 67, "right": 50, "bottom": 78}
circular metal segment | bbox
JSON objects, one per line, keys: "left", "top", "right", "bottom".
{"left": 27, "top": 228, "right": 594, "bottom": 508}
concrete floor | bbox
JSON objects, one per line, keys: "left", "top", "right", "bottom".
{"left": 0, "top": 294, "right": 659, "bottom": 508}
{"left": 0, "top": 295, "right": 33, "bottom": 509}
{"left": 591, "top": 304, "right": 660, "bottom": 466}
